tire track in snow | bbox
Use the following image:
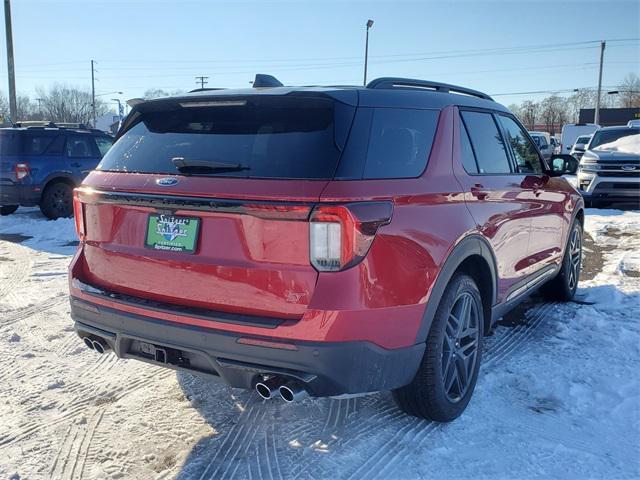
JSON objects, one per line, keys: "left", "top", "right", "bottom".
{"left": 49, "top": 409, "right": 105, "bottom": 480}
{"left": 0, "top": 367, "right": 172, "bottom": 448}
{"left": 197, "top": 400, "right": 268, "bottom": 480}
{"left": 0, "top": 242, "right": 32, "bottom": 302}
{"left": 0, "top": 294, "right": 68, "bottom": 329}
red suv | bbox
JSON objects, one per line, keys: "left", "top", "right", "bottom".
{"left": 69, "top": 76, "right": 583, "bottom": 421}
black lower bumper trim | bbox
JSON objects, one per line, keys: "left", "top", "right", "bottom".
{"left": 70, "top": 297, "right": 425, "bottom": 396}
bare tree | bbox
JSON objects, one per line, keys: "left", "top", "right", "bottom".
{"left": 617, "top": 73, "right": 640, "bottom": 108}
{"left": 539, "top": 95, "right": 568, "bottom": 135}
{"left": 519, "top": 100, "right": 540, "bottom": 130}
{"left": 35, "top": 84, "right": 107, "bottom": 124}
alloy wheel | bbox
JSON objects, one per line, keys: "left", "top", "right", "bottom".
{"left": 442, "top": 291, "right": 480, "bottom": 403}
{"left": 568, "top": 226, "right": 582, "bottom": 290}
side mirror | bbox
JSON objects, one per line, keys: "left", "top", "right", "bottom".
{"left": 549, "top": 154, "right": 578, "bottom": 176}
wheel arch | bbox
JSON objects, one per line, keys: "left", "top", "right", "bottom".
{"left": 415, "top": 234, "right": 498, "bottom": 343}
{"left": 41, "top": 173, "right": 77, "bottom": 194}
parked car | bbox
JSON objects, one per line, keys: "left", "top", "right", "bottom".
{"left": 569, "top": 134, "right": 592, "bottom": 160}
{"left": 529, "top": 132, "right": 554, "bottom": 160}
{"left": 69, "top": 76, "right": 584, "bottom": 422}
{"left": 578, "top": 124, "right": 640, "bottom": 207}
{"left": 0, "top": 123, "right": 113, "bottom": 218}
{"left": 560, "top": 123, "right": 600, "bottom": 156}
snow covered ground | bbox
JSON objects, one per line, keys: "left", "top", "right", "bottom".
{"left": 0, "top": 207, "right": 639, "bottom": 479}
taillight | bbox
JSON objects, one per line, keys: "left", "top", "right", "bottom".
{"left": 73, "top": 189, "right": 85, "bottom": 241}
{"left": 309, "top": 202, "right": 393, "bottom": 272}
{"left": 14, "top": 162, "right": 30, "bottom": 180}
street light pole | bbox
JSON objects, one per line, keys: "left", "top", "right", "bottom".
{"left": 594, "top": 40, "right": 606, "bottom": 125}
{"left": 4, "top": 0, "right": 17, "bottom": 122}
{"left": 363, "top": 19, "right": 374, "bottom": 86}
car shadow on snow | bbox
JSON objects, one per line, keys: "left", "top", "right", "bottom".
{"left": 173, "top": 369, "right": 442, "bottom": 479}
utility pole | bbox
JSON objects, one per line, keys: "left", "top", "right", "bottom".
{"left": 91, "top": 60, "right": 96, "bottom": 127}
{"left": 195, "top": 76, "right": 208, "bottom": 89}
{"left": 594, "top": 40, "right": 606, "bottom": 125}
{"left": 4, "top": 0, "right": 17, "bottom": 122}
{"left": 363, "top": 19, "right": 374, "bottom": 86}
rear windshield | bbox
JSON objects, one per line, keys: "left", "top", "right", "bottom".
{"left": 99, "top": 95, "right": 441, "bottom": 180}
{"left": 98, "top": 95, "right": 355, "bottom": 180}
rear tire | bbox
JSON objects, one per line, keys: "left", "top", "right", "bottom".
{"left": 542, "top": 221, "right": 582, "bottom": 302}
{"left": 39, "top": 181, "right": 74, "bottom": 219}
{"left": 0, "top": 205, "right": 18, "bottom": 216}
{"left": 393, "top": 274, "right": 484, "bottom": 422}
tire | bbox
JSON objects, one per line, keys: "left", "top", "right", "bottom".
{"left": 393, "top": 274, "right": 484, "bottom": 422}
{"left": 0, "top": 205, "right": 18, "bottom": 216}
{"left": 39, "top": 181, "right": 74, "bottom": 219}
{"left": 542, "top": 221, "right": 582, "bottom": 302}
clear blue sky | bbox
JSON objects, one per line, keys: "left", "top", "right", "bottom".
{"left": 1, "top": 0, "right": 639, "bottom": 109}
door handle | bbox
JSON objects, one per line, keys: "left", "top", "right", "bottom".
{"left": 71, "top": 162, "right": 81, "bottom": 168}
{"left": 470, "top": 185, "right": 489, "bottom": 200}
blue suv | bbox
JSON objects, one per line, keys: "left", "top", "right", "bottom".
{"left": 0, "top": 123, "right": 113, "bottom": 218}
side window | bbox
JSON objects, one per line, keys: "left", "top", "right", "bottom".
{"left": 362, "top": 108, "right": 439, "bottom": 179}
{"left": 66, "top": 136, "right": 94, "bottom": 158}
{"left": 459, "top": 115, "right": 478, "bottom": 173}
{"left": 22, "top": 135, "right": 55, "bottom": 155}
{"left": 497, "top": 116, "right": 544, "bottom": 174}
{"left": 460, "top": 111, "right": 511, "bottom": 174}
{"left": 94, "top": 137, "right": 113, "bottom": 157}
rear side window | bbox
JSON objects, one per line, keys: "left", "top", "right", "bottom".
{"left": 361, "top": 108, "right": 439, "bottom": 179}
{"left": 460, "top": 111, "right": 511, "bottom": 174}
{"left": 99, "top": 95, "right": 354, "bottom": 180}
{"left": 497, "top": 115, "right": 544, "bottom": 174}
{"left": 23, "top": 135, "right": 55, "bottom": 155}
{"left": 94, "top": 136, "right": 113, "bottom": 157}
{"left": 459, "top": 116, "right": 478, "bottom": 173}
{"left": 66, "top": 136, "right": 95, "bottom": 158}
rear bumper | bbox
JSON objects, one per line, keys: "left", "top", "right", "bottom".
{"left": 70, "top": 296, "right": 425, "bottom": 396}
{"left": 0, "top": 183, "right": 41, "bottom": 206}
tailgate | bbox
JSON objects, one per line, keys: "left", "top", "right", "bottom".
{"left": 76, "top": 174, "right": 325, "bottom": 319}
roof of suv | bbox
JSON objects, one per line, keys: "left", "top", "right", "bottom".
{"left": 139, "top": 76, "right": 509, "bottom": 114}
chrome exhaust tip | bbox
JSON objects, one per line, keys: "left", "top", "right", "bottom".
{"left": 279, "top": 381, "right": 309, "bottom": 403}
{"left": 255, "top": 377, "right": 281, "bottom": 400}
{"left": 82, "top": 337, "right": 95, "bottom": 350}
{"left": 91, "top": 338, "right": 110, "bottom": 354}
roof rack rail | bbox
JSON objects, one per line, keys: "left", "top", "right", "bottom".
{"left": 188, "top": 87, "right": 226, "bottom": 93}
{"left": 366, "top": 77, "right": 493, "bottom": 101}
{"left": 12, "top": 120, "right": 92, "bottom": 130}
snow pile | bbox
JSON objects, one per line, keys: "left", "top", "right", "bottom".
{"left": 0, "top": 207, "right": 77, "bottom": 251}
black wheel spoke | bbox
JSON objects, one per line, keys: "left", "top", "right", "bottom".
{"left": 441, "top": 290, "right": 480, "bottom": 403}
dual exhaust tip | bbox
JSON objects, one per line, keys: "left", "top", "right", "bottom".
{"left": 255, "top": 377, "right": 308, "bottom": 403}
{"left": 82, "top": 336, "right": 110, "bottom": 354}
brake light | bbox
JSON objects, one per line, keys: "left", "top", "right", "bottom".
{"left": 309, "top": 202, "right": 393, "bottom": 272}
{"left": 14, "top": 162, "right": 30, "bottom": 180}
{"left": 73, "top": 189, "right": 85, "bottom": 241}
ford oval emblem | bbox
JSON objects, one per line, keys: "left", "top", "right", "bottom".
{"left": 156, "top": 177, "right": 179, "bottom": 186}
{"left": 621, "top": 165, "right": 636, "bottom": 171}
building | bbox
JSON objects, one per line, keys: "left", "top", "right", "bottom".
{"left": 579, "top": 107, "right": 640, "bottom": 127}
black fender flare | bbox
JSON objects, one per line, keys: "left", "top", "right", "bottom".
{"left": 414, "top": 234, "right": 498, "bottom": 344}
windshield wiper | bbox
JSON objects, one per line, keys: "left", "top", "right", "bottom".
{"left": 171, "top": 157, "right": 251, "bottom": 174}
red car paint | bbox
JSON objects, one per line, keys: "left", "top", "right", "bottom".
{"left": 69, "top": 103, "right": 582, "bottom": 351}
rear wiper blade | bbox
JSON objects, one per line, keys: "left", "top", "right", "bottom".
{"left": 171, "top": 157, "right": 251, "bottom": 174}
